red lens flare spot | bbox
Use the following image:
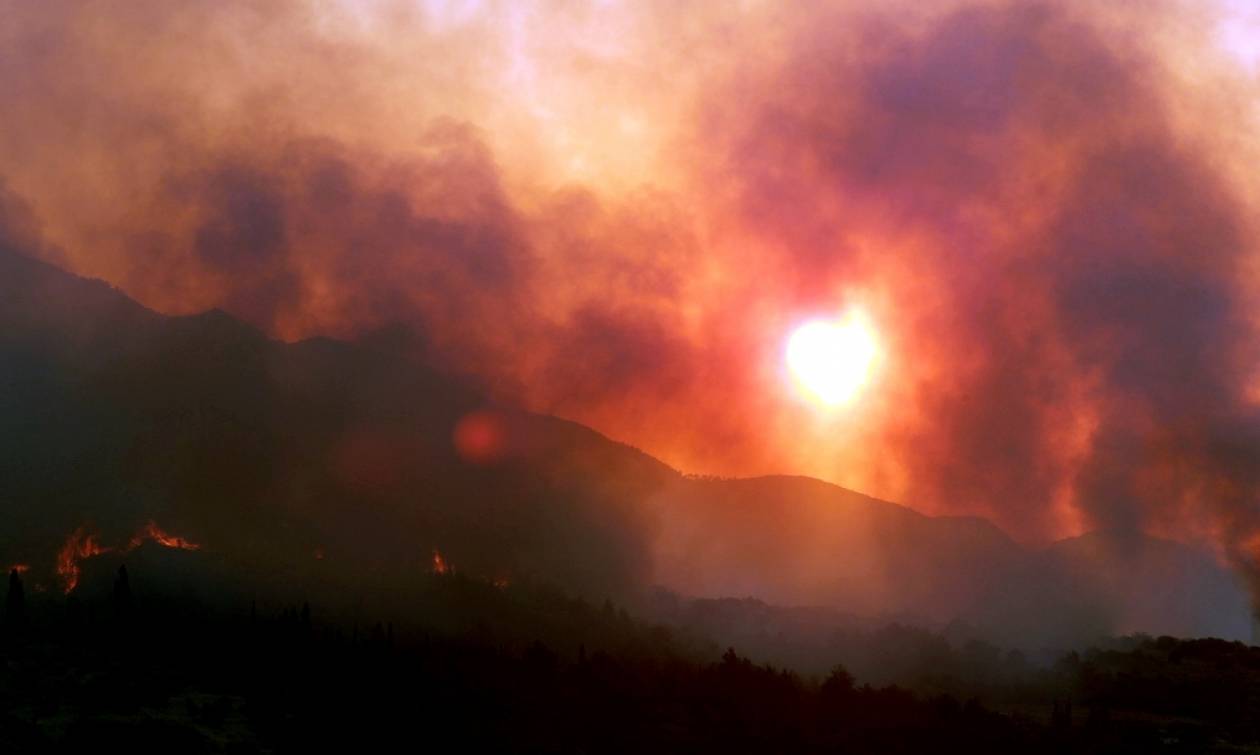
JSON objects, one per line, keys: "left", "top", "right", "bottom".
{"left": 453, "top": 410, "right": 507, "bottom": 463}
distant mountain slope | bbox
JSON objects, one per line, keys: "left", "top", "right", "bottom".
{"left": 972, "top": 530, "right": 1251, "bottom": 647}
{"left": 647, "top": 475, "right": 1250, "bottom": 646}
{"left": 647, "top": 475, "right": 1024, "bottom": 620}
{"left": 0, "top": 247, "right": 1250, "bottom": 644}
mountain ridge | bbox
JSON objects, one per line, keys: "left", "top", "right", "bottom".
{"left": 0, "top": 246, "right": 1250, "bottom": 646}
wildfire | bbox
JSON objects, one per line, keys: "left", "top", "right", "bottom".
{"left": 432, "top": 549, "right": 452, "bottom": 576}
{"left": 127, "top": 520, "right": 201, "bottom": 552}
{"left": 57, "top": 527, "right": 112, "bottom": 594}
{"left": 7, "top": 563, "right": 31, "bottom": 575}
{"left": 56, "top": 521, "right": 202, "bottom": 594}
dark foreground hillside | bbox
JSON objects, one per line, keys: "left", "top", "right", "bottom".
{"left": 3, "top": 570, "right": 1259, "bottom": 754}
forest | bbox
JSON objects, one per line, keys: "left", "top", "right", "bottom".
{"left": 4, "top": 564, "right": 1259, "bottom": 754}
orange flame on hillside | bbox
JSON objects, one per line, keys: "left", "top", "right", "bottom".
{"left": 56, "top": 521, "right": 202, "bottom": 594}
{"left": 127, "top": 521, "right": 201, "bottom": 552}
{"left": 432, "top": 549, "right": 452, "bottom": 576}
{"left": 57, "top": 528, "right": 112, "bottom": 594}
{"left": 7, "top": 563, "right": 31, "bottom": 575}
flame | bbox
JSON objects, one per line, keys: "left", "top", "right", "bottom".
{"left": 55, "top": 521, "right": 201, "bottom": 593}
{"left": 432, "top": 549, "right": 451, "bottom": 576}
{"left": 127, "top": 521, "right": 201, "bottom": 552}
{"left": 491, "top": 576, "right": 510, "bottom": 590}
{"left": 7, "top": 563, "right": 31, "bottom": 575}
{"left": 56, "top": 527, "right": 112, "bottom": 594}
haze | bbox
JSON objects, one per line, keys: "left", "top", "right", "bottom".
{"left": 4, "top": 0, "right": 1260, "bottom": 641}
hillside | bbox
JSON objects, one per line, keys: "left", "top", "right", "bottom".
{"left": 0, "top": 247, "right": 1250, "bottom": 646}
{"left": 648, "top": 475, "right": 1023, "bottom": 620}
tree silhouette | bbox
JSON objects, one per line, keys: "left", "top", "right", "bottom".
{"left": 112, "top": 564, "right": 133, "bottom": 616}
{"left": 821, "top": 665, "right": 855, "bottom": 700}
{"left": 4, "top": 568, "right": 25, "bottom": 630}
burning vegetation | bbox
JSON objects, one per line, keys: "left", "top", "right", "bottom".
{"left": 55, "top": 522, "right": 201, "bottom": 593}
{"left": 127, "top": 521, "right": 202, "bottom": 552}
{"left": 56, "top": 528, "right": 112, "bottom": 594}
{"left": 432, "top": 549, "right": 452, "bottom": 576}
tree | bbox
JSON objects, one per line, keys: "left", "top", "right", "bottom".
{"left": 112, "top": 564, "right": 133, "bottom": 615}
{"left": 4, "top": 569, "right": 25, "bottom": 629}
{"left": 821, "top": 665, "right": 855, "bottom": 699}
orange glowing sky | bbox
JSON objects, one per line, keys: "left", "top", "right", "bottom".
{"left": 4, "top": 0, "right": 1260, "bottom": 559}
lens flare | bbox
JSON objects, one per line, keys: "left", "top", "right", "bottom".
{"left": 786, "top": 314, "right": 879, "bottom": 407}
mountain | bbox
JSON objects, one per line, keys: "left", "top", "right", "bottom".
{"left": 970, "top": 529, "right": 1252, "bottom": 647}
{"left": 646, "top": 476, "right": 1251, "bottom": 648}
{"left": 0, "top": 247, "right": 670, "bottom": 602}
{"left": 646, "top": 475, "right": 1023, "bottom": 621}
{"left": 0, "top": 247, "right": 1250, "bottom": 647}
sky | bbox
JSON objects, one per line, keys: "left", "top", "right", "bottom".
{"left": 3, "top": 0, "right": 1260, "bottom": 573}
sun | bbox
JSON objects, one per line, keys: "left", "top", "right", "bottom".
{"left": 786, "top": 313, "right": 879, "bottom": 407}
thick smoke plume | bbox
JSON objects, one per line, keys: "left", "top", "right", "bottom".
{"left": 3, "top": 0, "right": 1260, "bottom": 605}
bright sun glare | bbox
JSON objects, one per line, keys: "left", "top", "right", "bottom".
{"left": 786, "top": 314, "right": 879, "bottom": 407}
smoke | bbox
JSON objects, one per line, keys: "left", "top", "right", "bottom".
{"left": 3, "top": 0, "right": 1260, "bottom": 607}
{"left": 692, "top": 0, "right": 1260, "bottom": 561}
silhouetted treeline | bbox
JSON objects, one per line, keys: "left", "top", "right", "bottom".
{"left": 2, "top": 568, "right": 1259, "bottom": 753}
{"left": 3, "top": 569, "right": 23, "bottom": 631}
